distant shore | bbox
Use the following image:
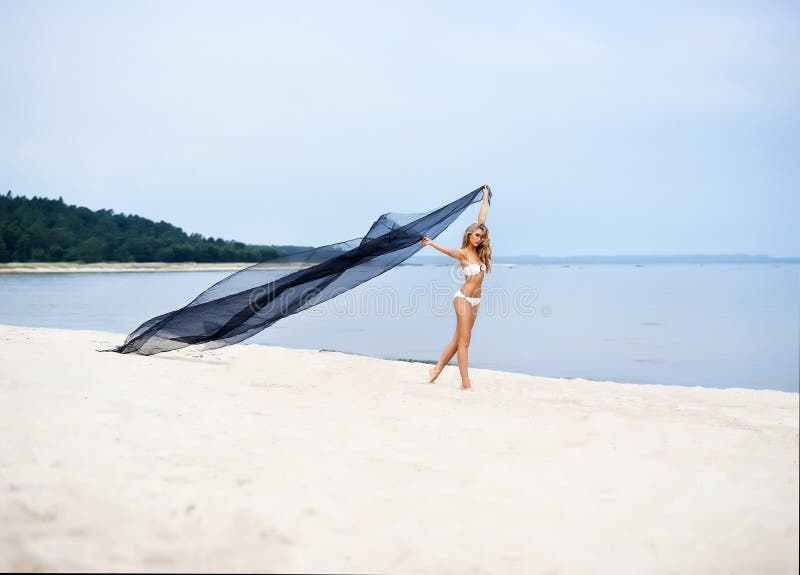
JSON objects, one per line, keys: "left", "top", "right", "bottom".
{"left": 0, "top": 262, "right": 309, "bottom": 273}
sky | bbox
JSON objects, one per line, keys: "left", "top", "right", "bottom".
{"left": 1, "top": 0, "right": 798, "bottom": 257}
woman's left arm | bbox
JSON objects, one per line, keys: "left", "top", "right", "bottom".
{"left": 477, "top": 185, "right": 489, "bottom": 225}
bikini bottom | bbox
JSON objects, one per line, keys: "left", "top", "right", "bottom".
{"left": 454, "top": 289, "right": 480, "bottom": 307}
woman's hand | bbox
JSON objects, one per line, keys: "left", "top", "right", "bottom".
{"left": 482, "top": 185, "right": 489, "bottom": 199}
{"left": 422, "top": 237, "right": 460, "bottom": 259}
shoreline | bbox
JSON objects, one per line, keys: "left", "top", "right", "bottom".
{"left": 315, "top": 347, "right": 795, "bottom": 394}
{"left": 1, "top": 324, "right": 797, "bottom": 572}
{"left": 2, "top": 261, "right": 797, "bottom": 274}
{"left": 0, "top": 321, "right": 795, "bottom": 394}
{"left": 0, "top": 262, "right": 317, "bottom": 273}
{"left": 0, "top": 261, "right": 454, "bottom": 273}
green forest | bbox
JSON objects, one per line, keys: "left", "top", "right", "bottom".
{"left": 0, "top": 192, "right": 307, "bottom": 263}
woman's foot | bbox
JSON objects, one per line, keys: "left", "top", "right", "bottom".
{"left": 460, "top": 380, "right": 472, "bottom": 391}
{"left": 428, "top": 365, "right": 442, "bottom": 383}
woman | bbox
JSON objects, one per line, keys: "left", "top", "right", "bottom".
{"left": 421, "top": 185, "right": 492, "bottom": 390}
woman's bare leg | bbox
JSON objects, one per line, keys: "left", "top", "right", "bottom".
{"left": 429, "top": 330, "right": 458, "bottom": 382}
{"left": 456, "top": 299, "right": 478, "bottom": 389}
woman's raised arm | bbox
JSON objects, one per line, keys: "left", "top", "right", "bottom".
{"left": 477, "top": 185, "right": 489, "bottom": 226}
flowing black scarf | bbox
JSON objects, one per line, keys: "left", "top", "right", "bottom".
{"left": 111, "top": 185, "right": 491, "bottom": 355}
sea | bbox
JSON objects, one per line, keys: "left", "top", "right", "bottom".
{"left": 1, "top": 263, "right": 797, "bottom": 392}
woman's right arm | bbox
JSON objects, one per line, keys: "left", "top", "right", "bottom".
{"left": 421, "top": 237, "right": 463, "bottom": 260}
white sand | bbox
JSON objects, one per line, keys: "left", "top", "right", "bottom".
{"left": 1, "top": 324, "right": 797, "bottom": 574}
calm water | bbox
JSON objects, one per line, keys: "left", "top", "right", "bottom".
{"left": 1, "top": 264, "right": 797, "bottom": 392}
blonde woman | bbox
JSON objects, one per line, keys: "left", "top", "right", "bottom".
{"left": 421, "top": 186, "right": 492, "bottom": 390}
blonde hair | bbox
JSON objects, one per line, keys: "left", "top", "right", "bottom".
{"left": 460, "top": 223, "right": 492, "bottom": 273}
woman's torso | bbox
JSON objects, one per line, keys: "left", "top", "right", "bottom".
{"left": 460, "top": 249, "right": 485, "bottom": 297}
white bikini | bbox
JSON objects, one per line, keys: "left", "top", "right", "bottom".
{"left": 454, "top": 251, "right": 486, "bottom": 307}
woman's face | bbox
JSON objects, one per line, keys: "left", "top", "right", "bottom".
{"left": 469, "top": 229, "right": 484, "bottom": 246}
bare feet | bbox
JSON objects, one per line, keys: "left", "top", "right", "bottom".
{"left": 428, "top": 365, "right": 442, "bottom": 383}
{"left": 460, "top": 380, "right": 472, "bottom": 391}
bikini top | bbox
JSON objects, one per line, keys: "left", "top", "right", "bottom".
{"left": 462, "top": 251, "right": 486, "bottom": 277}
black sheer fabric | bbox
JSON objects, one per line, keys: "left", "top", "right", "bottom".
{"left": 111, "top": 186, "right": 492, "bottom": 356}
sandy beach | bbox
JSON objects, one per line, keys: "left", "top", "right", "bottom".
{"left": 0, "top": 324, "right": 797, "bottom": 573}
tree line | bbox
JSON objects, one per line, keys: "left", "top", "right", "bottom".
{"left": 0, "top": 192, "right": 307, "bottom": 263}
